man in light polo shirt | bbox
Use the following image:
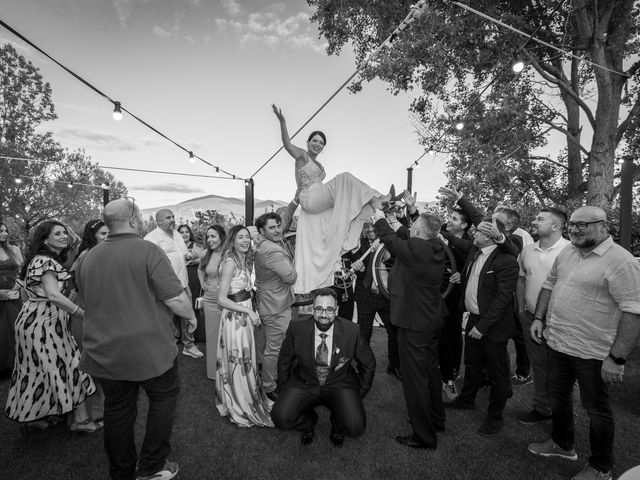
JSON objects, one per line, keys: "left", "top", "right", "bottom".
{"left": 516, "top": 207, "right": 569, "bottom": 425}
{"left": 77, "top": 198, "right": 198, "bottom": 480}
{"left": 145, "top": 209, "right": 203, "bottom": 359}
{"left": 528, "top": 206, "right": 640, "bottom": 480}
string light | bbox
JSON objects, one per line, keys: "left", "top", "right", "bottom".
{"left": 67, "top": 181, "right": 74, "bottom": 188}
{"left": 512, "top": 60, "right": 525, "bottom": 73}
{"left": 14, "top": 177, "right": 22, "bottom": 184}
{"left": 414, "top": 161, "right": 421, "bottom": 169}
{"left": 428, "top": 147, "right": 436, "bottom": 155}
{"left": 455, "top": 121, "right": 464, "bottom": 131}
{"left": 112, "top": 101, "right": 123, "bottom": 121}
{"left": 100, "top": 182, "right": 109, "bottom": 189}
{"left": 189, "top": 151, "right": 195, "bottom": 163}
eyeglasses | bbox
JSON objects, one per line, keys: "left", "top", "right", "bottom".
{"left": 566, "top": 220, "right": 605, "bottom": 231}
{"left": 313, "top": 306, "right": 336, "bottom": 315}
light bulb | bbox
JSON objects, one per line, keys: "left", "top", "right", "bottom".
{"left": 415, "top": 162, "right": 421, "bottom": 169}
{"left": 455, "top": 121, "right": 464, "bottom": 131}
{"left": 67, "top": 182, "right": 74, "bottom": 188}
{"left": 100, "top": 182, "right": 109, "bottom": 189}
{"left": 512, "top": 60, "right": 525, "bottom": 73}
{"left": 189, "top": 152, "right": 195, "bottom": 163}
{"left": 428, "top": 148, "right": 435, "bottom": 155}
{"left": 112, "top": 101, "right": 123, "bottom": 121}
{"left": 14, "top": 178, "right": 23, "bottom": 184}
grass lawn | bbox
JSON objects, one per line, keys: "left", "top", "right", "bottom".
{"left": 2, "top": 327, "right": 639, "bottom": 480}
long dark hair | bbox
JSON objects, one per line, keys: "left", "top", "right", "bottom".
{"left": 220, "top": 225, "right": 253, "bottom": 273}
{"left": 177, "top": 224, "right": 195, "bottom": 245}
{"left": 199, "top": 224, "right": 226, "bottom": 271}
{"left": 0, "top": 222, "right": 21, "bottom": 266}
{"left": 21, "top": 221, "right": 69, "bottom": 279}
{"left": 77, "top": 219, "right": 106, "bottom": 257}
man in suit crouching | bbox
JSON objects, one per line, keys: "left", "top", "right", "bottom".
{"left": 271, "top": 288, "right": 376, "bottom": 446}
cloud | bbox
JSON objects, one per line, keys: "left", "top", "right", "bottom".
{"left": 133, "top": 182, "right": 205, "bottom": 193}
{"left": 112, "top": 0, "right": 131, "bottom": 27}
{"left": 153, "top": 25, "right": 172, "bottom": 38}
{"left": 217, "top": 10, "right": 327, "bottom": 53}
{"left": 220, "top": 0, "right": 242, "bottom": 16}
{"left": 54, "top": 127, "right": 140, "bottom": 152}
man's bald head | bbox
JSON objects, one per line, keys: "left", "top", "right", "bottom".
{"left": 570, "top": 206, "right": 607, "bottom": 222}
{"left": 104, "top": 198, "right": 141, "bottom": 235}
{"left": 155, "top": 209, "right": 176, "bottom": 234}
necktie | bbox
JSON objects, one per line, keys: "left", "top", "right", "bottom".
{"left": 316, "top": 333, "right": 329, "bottom": 385}
{"left": 466, "top": 248, "right": 482, "bottom": 276}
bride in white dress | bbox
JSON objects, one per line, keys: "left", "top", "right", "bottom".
{"left": 272, "top": 104, "right": 392, "bottom": 294}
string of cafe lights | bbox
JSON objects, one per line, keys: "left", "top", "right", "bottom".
{"left": 0, "top": 156, "right": 239, "bottom": 188}
{"left": 409, "top": 0, "right": 569, "bottom": 170}
{"left": 0, "top": 18, "right": 243, "bottom": 181}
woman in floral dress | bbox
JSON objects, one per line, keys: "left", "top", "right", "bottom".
{"left": 215, "top": 225, "right": 273, "bottom": 427}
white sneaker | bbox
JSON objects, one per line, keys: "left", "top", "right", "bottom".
{"left": 136, "top": 461, "right": 179, "bottom": 480}
{"left": 182, "top": 345, "right": 204, "bottom": 358}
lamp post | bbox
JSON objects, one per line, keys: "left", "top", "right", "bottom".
{"left": 406, "top": 167, "right": 413, "bottom": 194}
{"left": 245, "top": 178, "right": 255, "bottom": 226}
{"left": 619, "top": 155, "right": 634, "bottom": 252}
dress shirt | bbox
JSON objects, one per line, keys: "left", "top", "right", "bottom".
{"left": 519, "top": 237, "right": 570, "bottom": 314}
{"left": 144, "top": 227, "right": 189, "bottom": 288}
{"left": 464, "top": 245, "right": 498, "bottom": 315}
{"left": 542, "top": 236, "right": 640, "bottom": 360}
{"left": 314, "top": 323, "right": 334, "bottom": 366}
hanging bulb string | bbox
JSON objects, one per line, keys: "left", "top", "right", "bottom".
{"left": 451, "top": 1, "right": 628, "bottom": 77}
{"left": 4, "top": 172, "right": 107, "bottom": 190}
{"left": 0, "top": 155, "right": 237, "bottom": 180}
{"left": 0, "top": 17, "right": 241, "bottom": 180}
{"left": 408, "top": 0, "right": 567, "bottom": 170}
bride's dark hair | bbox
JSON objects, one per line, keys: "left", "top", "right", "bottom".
{"left": 307, "top": 131, "right": 326, "bottom": 145}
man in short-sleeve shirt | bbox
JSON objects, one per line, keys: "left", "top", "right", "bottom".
{"left": 528, "top": 206, "right": 640, "bottom": 480}
{"left": 77, "top": 198, "right": 198, "bottom": 480}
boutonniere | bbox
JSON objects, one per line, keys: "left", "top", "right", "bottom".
{"left": 334, "top": 356, "right": 351, "bottom": 371}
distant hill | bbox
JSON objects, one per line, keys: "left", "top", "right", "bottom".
{"left": 141, "top": 194, "right": 288, "bottom": 222}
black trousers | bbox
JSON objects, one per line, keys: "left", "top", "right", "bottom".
{"left": 398, "top": 327, "right": 444, "bottom": 447}
{"left": 98, "top": 359, "right": 180, "bottom": 480}
{"left": 354, "top": 284, "right": 399, "bottom": 369}
{"left": 438, "top": 309, "right": 463, "bottom": 382}
{"left": 511, "top": 312, "right": 530, "bottom": 377}
{"left": 271, "top": 383, "right": 365, "bottom": 437}
{"left": 458, "top": 325, "right": 512, "bottom": 420}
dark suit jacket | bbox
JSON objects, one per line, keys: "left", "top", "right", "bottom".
{"left": 446, "top": 234, "right": 519, "bottom": 342}
{"left": 276, "top": 316, "right": 376, "bottom": 397}
{"left": 375, "top": 219, "right": 446, "bottom": 332}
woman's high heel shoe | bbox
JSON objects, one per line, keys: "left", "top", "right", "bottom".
{"left": 69, "top": 419, "right": 98, "bottom": 434}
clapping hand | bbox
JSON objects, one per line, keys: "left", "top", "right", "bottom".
{"left": 403, "top": 190, "right": 417, "bottom": 213}
{"left": 449, "top": 272, "right": 461, "bottom": 284}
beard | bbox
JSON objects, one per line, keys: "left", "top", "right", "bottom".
{"left": 314, "top": 318, "right": 334, "bottom": 332}
{"left": 570, "top": 236, "right": 596, "bottom": 249}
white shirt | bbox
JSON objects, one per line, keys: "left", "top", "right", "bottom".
{"left": 519, "top": 237, "right": 570, "bottom": 314}
{"left": 144, "top": 227, "right": 189, "bottom": 288}
{"left": 314, "top": 324, "right": 334, "bottom": 366}
{"left": 513, "top": 227, "right": 534, "bottom": 247}
{"left": 464, "top": 245, "right": 497, "bottom": 315}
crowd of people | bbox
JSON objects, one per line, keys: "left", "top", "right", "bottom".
{"left": 0, "top": 119, "right": 639, "bottom": 480}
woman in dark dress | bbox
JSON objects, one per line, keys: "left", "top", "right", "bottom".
{"left": 0, "top": 222, "right": 23, "bottom": 378}
{"left": 178, "top": 224, "right": 205, "bottom": 341}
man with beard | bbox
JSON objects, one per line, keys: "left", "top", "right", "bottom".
{"left": 254, "top": 211, "right": 297, "bottom": 401}
{"left": 271, "top": 288, "right": 375, "bottom": 446}
{"left": 516, "top": 207, "right": 569, "bottom": 425}
{"left": 528, "top": 206, "right": 640, "bottom": 480}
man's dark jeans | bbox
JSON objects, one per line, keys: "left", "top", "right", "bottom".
{"left": 547, "top": 347, "right": 614, "bottom": 472}
{"left": 98, "top": 358, "right": 180, "bottom": 480}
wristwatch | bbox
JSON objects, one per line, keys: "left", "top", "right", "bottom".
{"left": 608, "top": 352, "right": 626, "bottom": 365}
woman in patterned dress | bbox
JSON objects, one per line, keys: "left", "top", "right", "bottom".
{"left": 4, "top": 221, "right": 96, "bottom": 431}
{"left": 0, "top": 222, "right": 23, "bottom": 378}
{"left": 272, "top": 104, "right": 393, "bottom": 294}
{"left": 215, "top": 225, "right": 273, "bottom": 427}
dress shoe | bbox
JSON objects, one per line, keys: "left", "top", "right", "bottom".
{"left": 300, "top": 430, "right": 314, "bottom": 446}
{"left": 395, "top": 435, "right": 436, "bottom": 450}
{"left": 476, "top": 417, "right": 503, "bottom": 437}
{"left": 386, "top": 366, "right": 402, "bottom": 380}
{"left": 265, "top": 390, "right": 278, "bottom": 402}
{"left": 444, "top": 398, "right": 475, "bottom": 410}
{"left": 329, "top": 431, "right": 344, "bottom": 447}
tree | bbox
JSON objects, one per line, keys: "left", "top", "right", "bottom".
{"left": 308, "top": 0, "right": 640, "bottom": 210}
{"left": 0, "top": 42, "right": 127, "bottom": 237}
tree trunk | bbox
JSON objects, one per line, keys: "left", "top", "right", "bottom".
{"left": 565, "top": 57, "right": 584, "bottom": 206}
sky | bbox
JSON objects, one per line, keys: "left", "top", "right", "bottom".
{"left": 0, "top": 0, "right": 449, "bottom": 211}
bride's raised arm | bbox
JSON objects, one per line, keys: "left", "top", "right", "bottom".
{"left": 272, "top": 104, "right": 307, "bottom": 162}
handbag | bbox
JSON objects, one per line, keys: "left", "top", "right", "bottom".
{"left": 194, "top": 289, "right": 204, "bottom": 311}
